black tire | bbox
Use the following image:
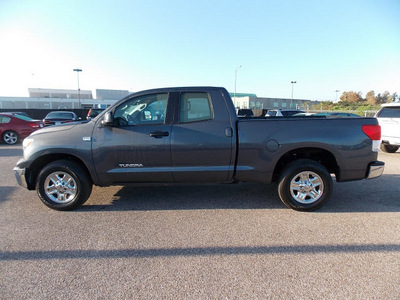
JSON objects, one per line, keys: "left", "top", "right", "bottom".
{"left": 278, "top": 159, "right": 333, "bottom": 211}
{"left": 2, "top": 130, "right": 19, "bottom": 145}
{"left": 380, "top": 144, "right": 399, "bottom": 153}
{"left": 36, "top": 160, "right": 92, "bottom": 211}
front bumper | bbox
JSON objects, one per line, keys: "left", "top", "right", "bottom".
{"left": 366, "top": 161, "right": 385, "bottom": 179}
{"left": 14, "top": 166, "right": 28, "bottom": 188}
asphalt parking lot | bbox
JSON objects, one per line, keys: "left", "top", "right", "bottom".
{"left": 1, "top": 144, "right": 399, "bottom": 299}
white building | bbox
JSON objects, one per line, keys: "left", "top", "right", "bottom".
{"left": 28, "top": 88, "right": 93, "bottom": 99}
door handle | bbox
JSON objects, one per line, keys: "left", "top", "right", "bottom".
{"left": 150, "top": 131, "right": 169, "bottom": 138}
{"left": 225, "top": 127, "right": 233, "bottom": 137}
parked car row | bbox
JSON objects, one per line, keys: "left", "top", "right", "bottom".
{"left": 0, "top": 113, "right": 43, "bottom": 145}
{"left": 0, "top": 109, "right": 108, "bottom": 145}
{"left": 237, "top": 108, "right": 361, "bottom": 118}
{"left": 3, "top": 103, "right": 399, "bottom": 156}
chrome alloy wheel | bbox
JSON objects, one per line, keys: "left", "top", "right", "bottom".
{"left": 289, "top": 171, "right": 324, "bottom": 204}
{"left": 3, "top": 131, "right": 18, "bottom": 144}
{"left": 44, "top": 171, "right": 77, "bottom": 204}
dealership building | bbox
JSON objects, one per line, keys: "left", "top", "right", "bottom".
{"left": 0, "top": 88, "right": 130, "bottom": 110}
{"left": 0, "top": 88, "right": 317, "bottom": 111}
{"left": 230, "top": 93, "right": 319, "bottom": 110}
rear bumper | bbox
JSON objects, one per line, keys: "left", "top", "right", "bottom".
{"left": 382, "top": 138, "right": 400, "bottom": 146}
{"left": 366, "top": 161, "right": 385, "bottom": 179}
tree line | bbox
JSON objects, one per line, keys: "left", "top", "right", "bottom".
{"left": 306, "top": 90, "right": 398, "bottom": 115}
{"left": 339, "top": 90, "right": 398, "bottom": 105}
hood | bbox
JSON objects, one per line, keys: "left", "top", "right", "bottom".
{"left": 29, "top": 121, "right": 88, "bottom": 137}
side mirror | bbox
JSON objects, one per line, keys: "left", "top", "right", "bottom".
{"left": 101, "top": 112, "right": 114, "bottom": 126}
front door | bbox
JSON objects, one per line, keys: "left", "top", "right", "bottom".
{"left": 92, "top": 93, "right": 173, "bottom": 185}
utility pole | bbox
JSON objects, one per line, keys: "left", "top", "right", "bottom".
{"left": 73, "top": 68, "right": 82, "bottom": 108}
{"left": 291, "top": 81, "right": 297, "bottom": 108}
{"left": 234, "top": 65, "right": 242, "bottom": 106}
{"left": 335, "top": 90, "right": 340, "bottom": 102}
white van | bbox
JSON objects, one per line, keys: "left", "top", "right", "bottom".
{"left": 375, "top": 102, "right": 400, "bottom": 153}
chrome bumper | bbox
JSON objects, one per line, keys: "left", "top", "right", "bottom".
{"left": 14, "top": 166, "right": 28, "bottom": 188}
{"left": 367, "top": 161, "right": 385, "bottom": 179}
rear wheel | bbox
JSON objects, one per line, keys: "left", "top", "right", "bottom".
{"left": 36, "top": 160, "right": 92, "bottom": 211}
{"left": 278, "top": 159, "right": 332, "bottom": 211}
{"left": 380, "top": 144, "right": 399, "bottom": 153}
{"left": 2, "top": 130, "right": 19, "bottom": 145}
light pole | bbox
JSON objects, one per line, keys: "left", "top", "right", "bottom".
{"left": 291, "top": 81, "right": 297, "bottom": 108}
{"left": 335, "top": 89, "right": 340, "bottom": 102}
{"left": 234, "top": 65, "right": 242, "bottom": 106}
{"left": 73, "top": 68, "right": 82, "bottom": 108}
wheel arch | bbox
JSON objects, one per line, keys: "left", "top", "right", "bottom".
{"left": 272, "top": 147, "right": 339, "bottom": 182}
{"left": 25, "top": 153, "right": 93, "bottom": 190}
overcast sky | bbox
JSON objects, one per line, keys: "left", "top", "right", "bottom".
{"left": 0, "top": 0, "right": 399, "bottom": 101}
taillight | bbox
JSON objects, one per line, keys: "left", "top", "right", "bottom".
{"left": 362, "top": 124, "right": 381, "bottom": 153}
{"left": 29, "top": 122, "right": 39, "bottom": 128}
{"left": 362, "top": 124, "right": 381, "bottom": 140}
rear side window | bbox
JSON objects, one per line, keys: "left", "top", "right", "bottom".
{"left": 378, "top": 107, "right": 400, "bottom": 118}
{"left": 179, "top": 93, "right": 213, "bottom": 123}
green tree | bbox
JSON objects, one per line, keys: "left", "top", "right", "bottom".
{"left": 383, "top": 91, "right": 391, "bottom": 103}
{"left": 366, "top": 90, "right": 376, "bottom": 105}
{"left": 392, "top": 92, "right": 398, "bottom": 103}
{"left": 340, "top": 91, "right": 363, "bottom": 103}
{"left": 340, "top": 91, "right": 348, "bottom": 102}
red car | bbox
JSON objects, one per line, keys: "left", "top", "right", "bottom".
{"left": 0, "top": 113, "right": 44, "bottom": 145}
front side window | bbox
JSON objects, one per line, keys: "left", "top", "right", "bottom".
{"left": 114, "top": 93, "right": 168, "bottom": 126}
{"left": 179, "top": 93, "right": 213, "bottom": 123}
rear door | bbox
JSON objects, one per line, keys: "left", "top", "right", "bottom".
{"left": 171, "top": 90, "right": 235, "bottom": 182}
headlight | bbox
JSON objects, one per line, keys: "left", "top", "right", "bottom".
{"left": 23, "top": 138, "right": 33, "bottom": 151}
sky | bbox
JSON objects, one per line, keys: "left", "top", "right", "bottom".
{"left": 0, "top": 0, "right": 399, "bottom": 101}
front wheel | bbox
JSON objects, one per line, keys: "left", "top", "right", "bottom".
{"left": 278, "top": 159, "right": 333, "bottom": 211}
{"left": 36, "top": 160, "right": 92, "bottom": 211}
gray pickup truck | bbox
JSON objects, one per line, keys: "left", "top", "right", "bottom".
{"left": 14, "top": 87, "right": 384, "bottom": 211}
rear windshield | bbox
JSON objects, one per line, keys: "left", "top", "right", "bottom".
{"left": 14, "top": 114, "right": 34, "bottom": 121}
{"left": 47, "top": 112, "right": 74, "bottom": 119}
{"left": 378, "top": 107, "right": 400, "bottom": 118}
{"left": 281, "top": 110, "right": 305, "bottom": 117}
